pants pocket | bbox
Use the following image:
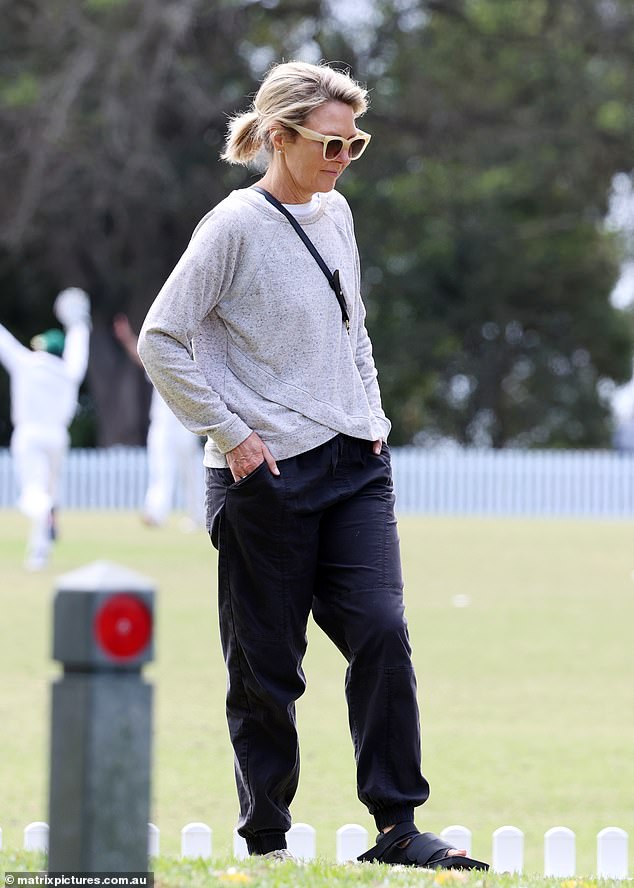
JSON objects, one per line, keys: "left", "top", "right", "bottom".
{"left": 205, "top": 467, "right": 231, "bottom": 549}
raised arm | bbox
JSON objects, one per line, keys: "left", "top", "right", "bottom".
{"left": 113, "top": 313, "right": 143, "bottom": 368}
{"left": 0, "top": 323, "right": 30, "bottom": 375}
{"left": 54, "top": 288, "right": 92, "bottom": 384}
{"left": 62, "top": 323, "right": 91, "bottom": 384}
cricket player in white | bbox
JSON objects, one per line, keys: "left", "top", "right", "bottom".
{"left": 0, "top": 288, "right": 91, "bottom": 570}
{"left": 143, "top": 388, "right": 204, "bottom": 529}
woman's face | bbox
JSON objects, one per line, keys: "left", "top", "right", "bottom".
{"left": 279, "top": 100, "right": 359, "bottom": 200}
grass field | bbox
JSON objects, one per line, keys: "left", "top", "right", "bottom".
{"left": 1, "top": 508, "right": 633, "bottom": 876}
{"left": 0, "top": 849, "right": 630, "bottom": 888}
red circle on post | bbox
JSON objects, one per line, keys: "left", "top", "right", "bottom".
{"left": 94, "top": 594, "right": 152, "bottom": 659}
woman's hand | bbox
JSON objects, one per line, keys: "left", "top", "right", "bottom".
{"left": 226, "top": 432, "right": 280, "bottom": 482}
{"left": 372, "top": 439, "right": 383, "bottom": 455}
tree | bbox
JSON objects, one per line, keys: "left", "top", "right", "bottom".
{"left": 1, "top": 0, "right": 633, "bottom": 448}
{"left": 339, "top": 0, "right": 634, "bottom": 445}
{"left": 0, "top": 0, "right": 322, "bottom": 444}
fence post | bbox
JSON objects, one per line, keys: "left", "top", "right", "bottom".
{"left": 597, "top": 827, "right": 628, "bottom": 879}
{"left": 181, "top": 822, "right": 212, "bottom": 859}
{"left": 24, "top": 822, "right": 49, "bottom": 853}
{"left": 233, "top": 828, "right": 248, "bottom": 860}
{"left": 544, "top": 826, "right": 575, "bottom": 876}
{"left": 441, "top": 825, "right": 472, "bottom": 856}
{"left": 492, "top": 825, "right": 523, "bottom": 873}
{"left": 48, "top": 561, "right": 154, "bottom": 872}
{"left": 287, "top": 823, "right": 316, "bottom": 860}
{"left": 336, "top": 824, "right": 368, "bottom": 863}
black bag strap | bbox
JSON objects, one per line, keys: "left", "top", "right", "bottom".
{"left": 252, "top": 186, "right": 350, "bottom": 331}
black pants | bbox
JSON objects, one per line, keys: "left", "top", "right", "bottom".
{"left": 206, "top": 434, "right": 430, "bottom": 855}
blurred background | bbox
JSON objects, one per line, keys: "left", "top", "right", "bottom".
{"left": 2, "top": 0, "right": 634, "bottom": 453}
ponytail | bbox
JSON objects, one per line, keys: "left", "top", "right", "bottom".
{"left": 221, "top": 110, "right": 266, "bottom": 166}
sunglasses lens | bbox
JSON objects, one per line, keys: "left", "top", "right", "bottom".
{"left": 325, "top": 139, "right": 344, "bottom": 160}
{"left": 349, "top": 138, "right": 366, "bottom": 159}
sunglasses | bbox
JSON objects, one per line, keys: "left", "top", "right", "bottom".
{"left": 281, "top": 121, "right": 371, "bottom": 161}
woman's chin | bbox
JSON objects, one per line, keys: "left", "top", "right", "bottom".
{"left": 318, "top": 176, "right": 338, "bottom": 192}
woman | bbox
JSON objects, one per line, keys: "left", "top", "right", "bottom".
{"left": 138, "top": 60, "right": 487, "bottom": 870}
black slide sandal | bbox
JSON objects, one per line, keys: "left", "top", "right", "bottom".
{"left": 358, "top": 822, "right": 489, "bottom": 870}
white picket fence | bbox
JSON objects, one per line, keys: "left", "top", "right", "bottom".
{"left": 391, "top": 447, "right": 634, "bottom": 516}
{"left": 1, "top": 445, "right": 634, "bottom": 516}
{"left": 11, "top": 821, "right": 630, "bottom": 877}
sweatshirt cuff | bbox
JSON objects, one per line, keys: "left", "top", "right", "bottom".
{"left": 211, "top": 414, "right": 253, "bottom": 454}
{"left": 375, "top": 415, "right": 391, "bottom": 441}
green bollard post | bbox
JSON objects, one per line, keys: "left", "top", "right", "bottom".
{"left": 48, "top": 561, "right": 155, "bottom": 873}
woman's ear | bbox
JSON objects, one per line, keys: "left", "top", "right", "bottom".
{"left": 270, "top": 128, "right": 285, "bottom": 153}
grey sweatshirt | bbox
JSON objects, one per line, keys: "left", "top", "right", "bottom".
{"left": 138, "top": 187, "right": 390, "bottom": 468}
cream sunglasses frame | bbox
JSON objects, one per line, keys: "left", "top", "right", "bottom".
{"left": 280, "top": 121, "right": 371, "bottom": 161}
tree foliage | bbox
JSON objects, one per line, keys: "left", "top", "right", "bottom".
{"left": 344, "top": 0, "right": 634, "bottom": 445}
{"left": 1, "top": 0, "right": 633, "bottom": 447}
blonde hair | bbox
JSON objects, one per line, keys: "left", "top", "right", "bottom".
{"left": 221, "top": 61, "right": 368, "bottom": 167}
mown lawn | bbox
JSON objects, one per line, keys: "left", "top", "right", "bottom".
{"left": 1, "top": 509, "right": 633, "bottom": 876}
{"left": 0, "top": 850, "right": 629, "bottom": 887}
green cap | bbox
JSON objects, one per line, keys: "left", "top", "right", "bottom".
{"left": 30, "top": 328, "right": 65, "bottom": 356}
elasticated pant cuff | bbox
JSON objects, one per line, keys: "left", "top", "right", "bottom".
{"left": 374, "top": 806, "right": 415, "bottom": 832}
{"left": 246, "top": 831, "right": 287, "bottom": 855}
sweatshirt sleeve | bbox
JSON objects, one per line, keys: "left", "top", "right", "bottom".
{"left": 353, "top": 301, "right": 391, "bottom": 440}
{"left": 137, "top": 210, "right": 253, "bottom": 453}
{"left": 348, "top": 232, "right": 391, "bottom": 440}
{"left": 0, "top": 323, "right": 30, "bottom": 375}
